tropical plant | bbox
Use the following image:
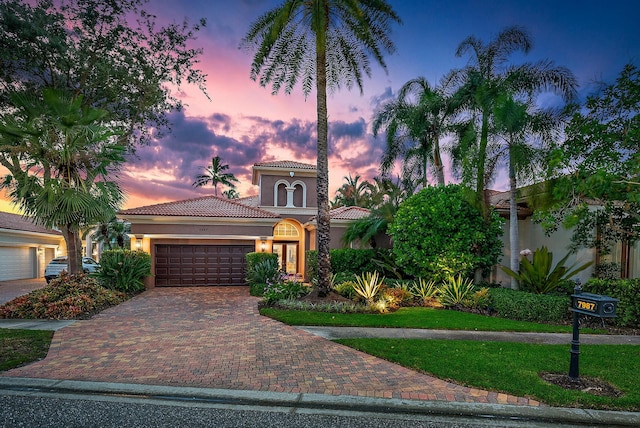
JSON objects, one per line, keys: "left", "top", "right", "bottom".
{"left": 373, "top": 77, "right": 454, "bottom": 187}
{"left": 438, "top": 275, "right": 476, "bottom": 307}
{"left": 262, "top": 277, "right": 310, "bottom": 306}
{"left": 449, "top": 26, "right": 576, "bottom": 220}
{"left": 0, "top": 89, "right": 126, "bottom": 274}
{"left": 242, "top": 0, "right": 401, "bottom": 297}
{"left": 222, "top": 188, "right": 240, "bottom": 199}
{"left": 410, "top": 278, "right": 439, "bottom": 306}
{"left": 333, "top": 280, "right": 358, "bottom": 300}
{"left": 193, "top": 156, "right": 239, "bottom": 196}
{"left": 332, "top": 174, "right": 371, "bottom": 208}
{"left": 353, "top": 271, "right": 385, "bottom": 305}
{"left": 245, "top": 258, "right": 282, "bottom": 286}
{"left": 501, "top": 246, "right": 593, "bottom": 294}
{"left": 89, "top": 217, "right": 131, "bottom": 250}
{"left": 0, "top": 0, "right": 207, "bottom": 149}
{"left": 93, "top": 250, "right": 151, "bottom": 293}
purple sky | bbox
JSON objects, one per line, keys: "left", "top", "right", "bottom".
{"left": 4, "top": 0, "right": 637, "bottom": 212}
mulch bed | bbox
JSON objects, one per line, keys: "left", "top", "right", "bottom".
{"left": 540, "top": 372, "right": 623, "bottom": 398}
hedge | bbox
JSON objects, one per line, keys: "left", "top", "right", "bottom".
{"left": 489, "top": 288, "right": 571, "bottom": 323}
{"left": 584, "top": 278, "right": 640, "bottom": 328}
{"left": 305, "top": 248, "right": 391, "bottom": 284}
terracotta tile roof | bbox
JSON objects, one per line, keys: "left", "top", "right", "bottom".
{"left": 308, "top": 206, "right": 371, "bottom": 222}
{"left": 0, "top": 211, "right": 62, "bottom": 235}
{"left": 119, "top": 195, "right": 280, "bottom": 219}
{"left": 253, "top": 160, "right": 316, "bottom": 170}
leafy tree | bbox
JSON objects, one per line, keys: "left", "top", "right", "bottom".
{"left": 193, "top": 156, "right": 239, "bottom": 196}
{"left": 450, "top": 26, "right": 576, "bottom": 220}
{"left": 242, "top": 0, "right": 401, "bottom": 296}
{"left": 536, "top": 63, "right": 640, "bottom": 276}
{"left": 372, "top": 76, "right": 454, "bottom": 187}
{"left": 0, "top": 89, "right": 125, "bottom": 274}
{"left": 332, "top": 174, "right": 371, "bottom": 208}
{"left": 388, "top": 184, "right": 503, "bottom": 283}
{"left": 0, "top": 0, "right": 207, "bottom": 149}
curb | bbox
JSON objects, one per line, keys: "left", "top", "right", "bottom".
{"left": 1, "top": 377, "right": 639, "bottom": 426}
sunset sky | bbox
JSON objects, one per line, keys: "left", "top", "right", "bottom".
{"left": 2, "top": 0, "right": 639, "bottom": 213}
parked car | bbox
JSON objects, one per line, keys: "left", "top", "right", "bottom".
{"left": 44, "top": 256, "right": 101, "bottom": 283}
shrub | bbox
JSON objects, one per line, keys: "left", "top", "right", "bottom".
{"left": 381, "top": 286, "right": 413, "bottom": 309}
{"left": 305, "top": 250, "right": 318, "bottom": 283}
{"left": 246, "top": 252, "right": 279, "bottom": 284}
{"left": 0, "top": 273, "right": 127, "bottom": 319}
{"left": 410, "top": 278, "right": 439, "bottom": 306}
{"left": 489, "top": 287, "right": 570, "bottom": 323}
{"left": 463, "top": 287, "right": 491, "bottom": 309}
{"left": 438, "top": 275, "right": 475, "bottom": 307}
{"left": 389, "top": 184, "right": 503, "bottom": 282}
{"left": 333, "top": 280, "right": 358, "bottom": 300}
{"left": 246, "top": 257, "right": 281, "bottom": 286}
{"left": 330, "top": 248, "right": 378, "bottom": 274}
{"left": 93, "top": 250, "right": 151, "bottom": 293}
{"left": 353, "top": 271, "right": 384, "bottom": 305}
{"left": 250, "top": 283, "right": 268, "bottom": 297}
{"left": 501, "top": 246, "right": 593, "bottom": 294}
{"left": 262, "top": 278, "right": 310, "bottom": 306}
{"left": 585, "top": 278, "right": 640, "bottom": 328}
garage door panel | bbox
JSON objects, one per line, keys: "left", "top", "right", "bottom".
{"left": 154, "top": 244, "right": 252, "bottom": 286}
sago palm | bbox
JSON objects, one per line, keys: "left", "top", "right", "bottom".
{"left": 242, "top": 0, "right": 401, "bottom": 296}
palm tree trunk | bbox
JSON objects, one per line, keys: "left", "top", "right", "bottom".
{"left": 509, "top": 144, "right": 520, "bottom": 290}
{"left": 477, "top": 110, "right": 490, "bottom": 220}
{"left": 315, "top": 21, "right": 331, "bottom": 297}
{"left": 61, "top": 224, "right": 82, "bottom": 274}
{"left": 433, "top": 131, "right": 445, "bottom": 185}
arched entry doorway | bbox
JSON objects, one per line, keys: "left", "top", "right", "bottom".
{"left": 272, "top": 220, "right": 303, "bottom": 276}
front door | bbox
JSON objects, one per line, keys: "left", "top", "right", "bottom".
{"left": 273, "top": 242, "right": 298, "bottom": 275}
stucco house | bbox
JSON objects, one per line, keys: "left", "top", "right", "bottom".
{"left": 0, "top": 211, "right": 65, "bottom": 281}
{"left": 489, "top": 190, "right": 639, "bottom": 284}
{"left": 118, "top": 161, "right": 370, "bottom": 287}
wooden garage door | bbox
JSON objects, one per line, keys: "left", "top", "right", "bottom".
{"left": 154, "top": 244, "right": 253, "bottom": 286}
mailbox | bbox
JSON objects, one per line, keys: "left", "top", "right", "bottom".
{"left": 571, "top": 292, "right": 618, "bottom": 318}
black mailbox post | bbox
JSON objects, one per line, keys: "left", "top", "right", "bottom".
{"left": 568, "top": 281, "right": 618, "bottom": 380}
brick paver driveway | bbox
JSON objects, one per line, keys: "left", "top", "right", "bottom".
{"left": 4, "top": 287, "right": 540, "bottom": 405}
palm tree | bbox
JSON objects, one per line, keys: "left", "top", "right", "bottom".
{"left": 372, "top": 76, "right": 453, "bottom": 187}
{"left": 90, "top": 217, "right": 131, "bottom": 250}
{"left": 242, "top": 1, "right": 401, "bottom": 296}
{"left": 332, "top": 174, "right": 371, "bottom": 208}
{"left": 493, "top": 94, "right": 562, "bottom": 288}
{"left": 0, "top": 89, "right": 125, "bottom": 273}
{"left": 222, "top": 188, "right": 240, "bottom": 199}
{"left": 193, "top": 156, "right": 239, "bottom": 196}
{"left": 450, "top": 26, "right": 577, "bottom": 220}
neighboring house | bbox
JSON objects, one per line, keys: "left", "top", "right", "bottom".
{"left": 489, "top": 190, "right": 639, "bottom": 285}
{"left": 118, "top": 161, "right": 370, "bottom": 288}
{"left": 0, "top": 211, "right": 65, "bottom": 281}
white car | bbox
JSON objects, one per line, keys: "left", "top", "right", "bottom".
{"left": 44, "top": 256, "right": 101, "bottom": 283}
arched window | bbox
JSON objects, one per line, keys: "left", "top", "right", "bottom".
{"left": 274, "top": 222, "right": 299, "bottom": 238}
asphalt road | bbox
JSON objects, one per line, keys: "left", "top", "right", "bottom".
{"left": 0, "top": 391, "right": 592, "bottom": 428}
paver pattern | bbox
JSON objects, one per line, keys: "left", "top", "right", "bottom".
{"left": 3, "top": 287, "right": 541, "bottom": 405}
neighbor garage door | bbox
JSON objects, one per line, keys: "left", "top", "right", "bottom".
{"left": 154, "top": 244, "right": 253, "bottom": 286}
{"left": 0, "top": 246, "right": 36, "bottom": 281}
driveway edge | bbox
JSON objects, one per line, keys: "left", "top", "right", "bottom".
{"left": 0, "top": 377, "right": 638, "bottom": 426}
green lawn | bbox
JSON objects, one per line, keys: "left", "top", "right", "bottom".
{"left": 336, "top": 338, "right": 640, "bottom": 411}
{"left": 260, "top": 306, "right": 581, "bottom": 333}
{"left": 0, "top": 328, "right": 53, "bottom": 371}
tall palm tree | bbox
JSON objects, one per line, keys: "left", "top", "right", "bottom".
{"left": 493, "top": 93, "right": 561, "bottom": 288}
{"left": 373, "top": 76, "right": 453, "bottom": 187}
{"left": 242, "top": 1, "right": 401, "bottom": 296}
{"left": 0, "top": 89, "right": 125, "bottom": 273}
{"left": 193, "top": 156, "right": 239, "bottom": 196}
{"left": 450, "top": 26, "right": 576, "bottom": 220}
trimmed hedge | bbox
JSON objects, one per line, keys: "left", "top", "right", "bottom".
{"left": 306, "top": 248, "right": 393, "bottom": 284}
{"left": 584, "top": 278, "right": 640, "bottom": 328}
{"left": 489, "top": 288, "right": 571, "bottom": 323}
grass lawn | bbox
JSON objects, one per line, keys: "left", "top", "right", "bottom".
{"left": 0, "top": 328, "right": 53, "bottom": 371}
{"left": 260, "top": 306, "right": 584, "bottom": 333}
{"left": 335, "top": 338, "right": 640, "bottom": 411}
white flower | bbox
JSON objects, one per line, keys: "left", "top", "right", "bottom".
{"left": 520, "top": 249, "right": 532, "bottom": 257}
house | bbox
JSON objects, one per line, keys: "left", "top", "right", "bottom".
{"left": 0, "top": 211, "right": 65, "bottom": 281}
{"left": 489, "top": 190, "right": 639, "bottom": 284}
{"left": 118, "top": 161, "right": 370, "bottom": 288}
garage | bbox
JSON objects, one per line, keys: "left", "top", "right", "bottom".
{"left": 154, "top": 244, "right": 254, "bottom": 286}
